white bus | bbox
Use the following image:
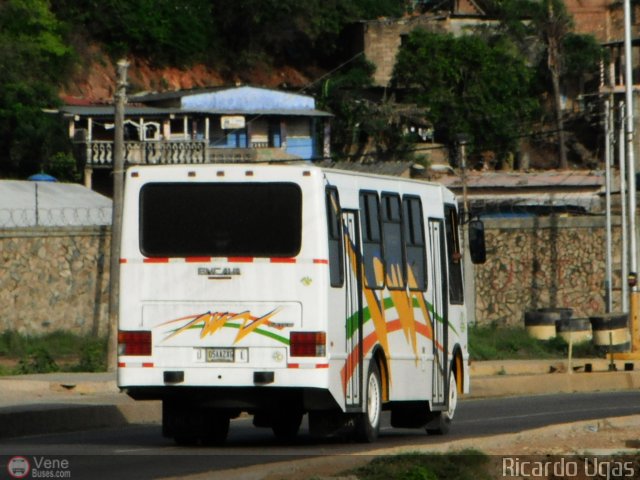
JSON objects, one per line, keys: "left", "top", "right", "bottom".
{"left": 117, "top": 163, "right": 486, "bottom": 444}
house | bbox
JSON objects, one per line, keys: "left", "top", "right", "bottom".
{"left": 343, "top": 1, "right": 496, "bottom": 88}
{"left": 61, "top": 86, "right": 332, "bottom": 194}
{"left": 435, "top": 170, "right": 607, "bottom": 216}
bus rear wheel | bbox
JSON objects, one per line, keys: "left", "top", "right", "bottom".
{"left": 353, "top": 361, "right": 382, "bottom": 443}
{"left": 272, "top": 410, "right": 303, "bottom": 442}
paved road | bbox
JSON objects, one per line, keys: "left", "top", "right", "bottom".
{"left": 2, "top": 391, "right": 639, "bottom": 480}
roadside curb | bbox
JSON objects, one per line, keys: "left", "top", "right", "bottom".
{"left": 470, "top": 370, "right": 640, "bottom": 398}
{"left": 0, "top": 400, "right": 161, "bottom": 439}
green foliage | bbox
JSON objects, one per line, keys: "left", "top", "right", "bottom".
{"left": 393, "top": 29, "right": 539, "bottom": 161}
{"left": 562, "top": 32, "right": 603, "bottom": 81}
{"left": 0, "top": 0, "right": 73, "bottom": 178}
{"left": 45, "top": 152, "right": 81, "bottom": 182}
{"left": 0, "top": 330, "right": 30, "bottom": 358}
{"left": 16, "top": 348, "right": 60, "bottom": 374}
{"left": 52, "top": 0, "right": 215, "bottom": 66}
{"left": 0, "top": 0, "right": 74, "bottom": 83}
{"left": 50, "top": 0, "right": 405, "bottom": 70}
{"left": 469, "top": 324, "right": 600, "bottom": 360}
{"left": 317, "top": 58, "right": 417, "bottom": 161}
{"left": 349, "top": 451, "right": 491, "bottom": 480}
{"left": 493, "top": 0, "right": 602, "bottom": 97}
{"left": 0, "top": 330, "right": 107, "bottom": 374}
{"left": 71, "top": 339, "right": 107, "bottom": 373}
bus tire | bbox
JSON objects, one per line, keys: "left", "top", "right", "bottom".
{"left": 272, "top": 410, "right": 303, "bottom": 442}
{"left": 201, "top": 411, "right": 230, "bottom": 446}
{"left": 353, "top": 361, "right": 382, "bottom": 443}
{"left": 426, "top": 369, "right": 457, "bottom": 435}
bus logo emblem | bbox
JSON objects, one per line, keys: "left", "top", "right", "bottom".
{"left": 198, "top": 267, "right": 241, "bottom": 279}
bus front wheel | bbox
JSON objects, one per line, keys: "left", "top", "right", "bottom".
{"left": 353, "top": 361, "right": 382, "bottom": 443}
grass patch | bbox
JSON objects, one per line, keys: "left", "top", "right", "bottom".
{"left": 346, "top": 450, "right": 492, "bottom": 480}
{"left": 0, "top": 330, "right": 107, "bottom": 375}
{"left": 469, "top": 324, "right": 600, "bottom": 360}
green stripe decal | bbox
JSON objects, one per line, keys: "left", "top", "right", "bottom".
{"left": 346, "top": 295, "right": 458, "bottom": 338}
{"left": 165, "top": 323, "right": 289, "bottom": 345}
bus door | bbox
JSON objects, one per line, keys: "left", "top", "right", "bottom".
{"left": 427, "top": 219, "right": 448, "bottom": 409}
{"left": 342, "top": 209, "right": 363, "bottom": 410}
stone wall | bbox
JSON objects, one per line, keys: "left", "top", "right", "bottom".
{"left": 0, "top": 227, "right": 111, "bottom": 336}
{"left": 0, "top": 216, "right": 623, "bottom": 335}
{"left": 474, "top": 216, "right": 623, "bottom": 327}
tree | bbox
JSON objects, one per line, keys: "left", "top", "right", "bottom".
{"left": 316, "top": 57, "right": 419, "bottom": 162}
{"left": 494, "top": 0, "right": 603, "bottom": 169}
{"left": 51, "top": 0, "right": 215, "bottom": 66}
{"left": 209, "top": 0, "right": 406, "bottom": 69}
{"left": 392, "top": 29, "right": 539, "bottom": 166}
{"left": 539, "top": 0, "right": 572, "bottom": 169}
{"left": 0, "top": 0, "right": 73, "bottom": 178}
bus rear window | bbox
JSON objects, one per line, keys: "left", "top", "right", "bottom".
{"left": 139, "top": 182, "right": 302, "bottom": 258}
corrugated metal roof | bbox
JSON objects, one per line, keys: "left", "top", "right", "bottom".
{"left": 61, "top": 105, "right": 331, "bottom": 117}
{"left": 318, "top": 160, "right": 414, "bottom": 177}
{"left": 181, "top": 86, "right": 316, "bottom": 111}
{"left": 61, "top": 105, "right": 179, "bottom": 117}
{"left": 63, "top": 86, "right": 332, "bottom": 117}
{"left": 0, "top": 181, "right": 112, "bottom": 228}
{"left": 438, "top": 171, "right": 605, "bottom": 189}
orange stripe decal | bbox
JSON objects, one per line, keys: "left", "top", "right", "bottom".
{"left": 228, "top": 257, "right": 254, "bottom": 263}
{"left": 143, "top": 258, "right": 169, "bottom": 263}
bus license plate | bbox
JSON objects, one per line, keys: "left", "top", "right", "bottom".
{"left": 205, "top": 348, "right": 234, "bottom": 363}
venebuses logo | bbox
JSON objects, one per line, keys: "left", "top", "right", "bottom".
{"left": 7, "top": 456, "right": 30, "bottom": 479}
{"left": 6, "top": 456, "right": 71, "bottom": 479}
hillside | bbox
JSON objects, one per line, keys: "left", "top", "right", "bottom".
{"left": 0, "top": 0, "right": 604, "bottom": 179}
{"left": 60, "top": 46, "right": 315, "bottom": 104}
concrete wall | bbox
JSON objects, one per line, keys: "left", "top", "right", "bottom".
{"left": 474, "top": 216, "right": 622, "bottom": 327}
{"left": 0, "top": 227, "right": 111, "bottom": 336}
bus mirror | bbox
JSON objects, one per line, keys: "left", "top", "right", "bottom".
{"left": 468, "top": 219, "right": 486, "bottom": 264}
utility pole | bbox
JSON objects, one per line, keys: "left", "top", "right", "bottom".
{"left": 617, "top": 0, "right": 640, "bottom": 358}
{"left": 604, "top": 99, "right": 613, "bottom": 313}
{"left": 107, "top": 59, "right": 129, "bottom": 372}
{"left": 620, "top": 102, "right": 629, "bottom": 313}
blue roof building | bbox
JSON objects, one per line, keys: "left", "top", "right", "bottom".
{"left": 61, "top": 86, "right": 332, "bottom": 192}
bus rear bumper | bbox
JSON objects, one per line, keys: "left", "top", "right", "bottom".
{"left": 118, "top": 364, "right": 338, "bottom": 411}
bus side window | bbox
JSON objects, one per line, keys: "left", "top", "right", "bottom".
{"left": 359, "top": 191, "right": 384, "bottom": 289}
{"left": 325, "top": 187, "right": 344, "bottom": 287}
{"left": 444, "top": 204, "right": 464, "bottom": 304}
{"left": 402, "top": 196, "right": 427, "bottom": 291}
{"left": 381, "top": 192, "right": 406, "bottom": 290}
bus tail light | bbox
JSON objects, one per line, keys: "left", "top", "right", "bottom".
{"left": 118, "top": 331, "right": 152, "bottom": 356}
{"left": 290, "top": 331, "right": 326, "bottom": 357}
